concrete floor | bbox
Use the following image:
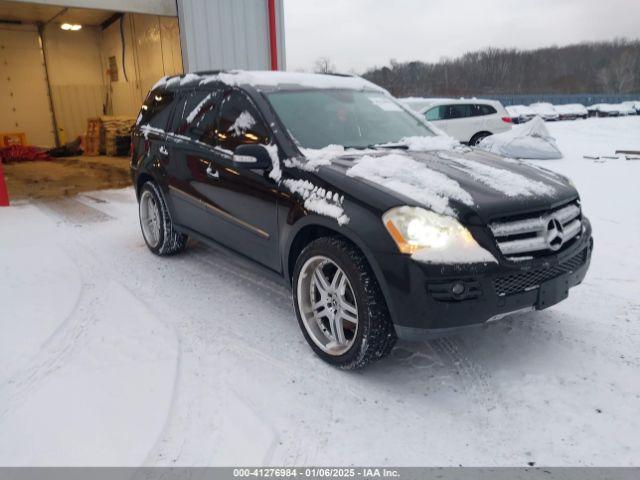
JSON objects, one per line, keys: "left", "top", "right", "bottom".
{"left": 3, "top": 156, "right": 131, "bottom": 201}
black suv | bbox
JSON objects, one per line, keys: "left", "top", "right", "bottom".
{"left": 131, "top": 71, "right": 593, "bottom": 369}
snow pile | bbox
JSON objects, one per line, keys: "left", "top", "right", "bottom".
{"left": 282, "top": 179, "right": 348, "bottom": 225}
{"left": 478, "top": 116, "right": 563, "bottom": 160}
{"left": 437, "top": 151, "right": 557, "bottom": 197}
{"left": 228, "top": 111, "right": 256, "bottom": 135}
{"left": 346, "top": 154, "right": 474, "bottom": 216}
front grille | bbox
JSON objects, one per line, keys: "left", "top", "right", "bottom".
{"left": 489, "top": 202, "right": 582, "bottom": 260}
{"left": 493, "top": 248, "right": 588, "bottom": 297}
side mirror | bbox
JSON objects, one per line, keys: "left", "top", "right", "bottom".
{"left": 232, "top": 144, "right": 272, "bottom": 170}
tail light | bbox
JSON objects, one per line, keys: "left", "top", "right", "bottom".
{"left": 502, "top": 116, "right": 513, "bottom": 123}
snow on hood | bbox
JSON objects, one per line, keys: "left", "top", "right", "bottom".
{"left": 477, "top": 117, "right": 563, "bottom": 160}
{"left": 346, "top": 153, "right": 474, "bottom": 216}
{"left": 436, "top": 150, "right": 557, "bottom": 197}
{"left": 289, "top": 135, "right": 462, "bottom": 173}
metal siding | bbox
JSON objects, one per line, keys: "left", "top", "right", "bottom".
{"left": 178, "top": 0, "right": 285, "bottom": 72}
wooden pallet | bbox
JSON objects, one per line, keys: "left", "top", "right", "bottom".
{"left": 84, "top": 118, "right": 102, "bottom": 156}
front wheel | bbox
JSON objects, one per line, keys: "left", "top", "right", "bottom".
{"left": 292, "top": 237, "right": 397, "bottom": 369}
{"left": 138, "top": 181, "right": 188, "bottom": 256}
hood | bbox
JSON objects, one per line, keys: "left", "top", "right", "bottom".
{"left": 310, "top": 147, "right": 578, "bottom": 224}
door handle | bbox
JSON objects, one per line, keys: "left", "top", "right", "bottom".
{"left": 206, "top": 163, "right": 219, "bottom": 179}
{"left": 158, "top": 146, "right": 168, "bottom": 156}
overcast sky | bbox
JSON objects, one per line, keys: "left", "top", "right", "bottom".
{"left": 283, "top": 0, "right": 640, "bottom": 73}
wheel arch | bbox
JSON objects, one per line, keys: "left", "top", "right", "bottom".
{"left": 283, "top": 218, "right": 398, "bottom": 325}
{"left": 135, "top": 172, "right": 154, "bottom": 199}
{"left": 469, "top": 130, "right": 492, "bottom": 145}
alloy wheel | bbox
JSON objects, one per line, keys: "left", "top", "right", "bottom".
{"left": 297, "top": 255, "right": 359, "bottom": 356}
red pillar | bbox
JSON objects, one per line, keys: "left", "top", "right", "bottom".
{"left": 0, "top": 160, "right": 9, "bottom": 206}
{"left": 267, "top": 0, "right": 278, "bottom": 70}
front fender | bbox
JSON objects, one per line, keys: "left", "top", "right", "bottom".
{"left": 280, "top": 212, "right": 401, "bottom": 327}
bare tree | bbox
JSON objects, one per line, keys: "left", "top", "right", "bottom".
{"left": 313, "top": 57, "right": 336, "bottom": 74}
{"left": 362, "top": 40, "right": 640, "bottom": 97}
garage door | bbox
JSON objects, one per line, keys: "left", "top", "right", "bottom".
{"left": 0, "top": 24, "right": 55, "bottom": 147}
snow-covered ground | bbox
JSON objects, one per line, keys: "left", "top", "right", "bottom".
{"left": 1, "top": 117, "right": 638, "bottom": 467}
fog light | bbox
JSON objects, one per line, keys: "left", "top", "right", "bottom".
{"left": 451, "top": 282, "right": 466, "bottom": 296}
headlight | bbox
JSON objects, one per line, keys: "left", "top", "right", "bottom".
{"left": 382, "top": 206, "right": 496, "bottom": 264}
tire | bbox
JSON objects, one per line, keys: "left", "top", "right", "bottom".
{"left": 138, "top": 181, "right": 188, "bottom": 256}
{"left": 469, "top": 131, "right": 491, "bottom": 146}
{"left": 292, "top": 236, "right": 397, "bottom": 369}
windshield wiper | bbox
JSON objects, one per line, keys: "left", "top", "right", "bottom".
{"left": 370, "top": 143, "right": 409, "bottom": 150}
{"left": 343, "top": 143, "right": 409, "bottom": 150}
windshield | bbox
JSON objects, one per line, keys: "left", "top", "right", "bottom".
{"left": 266, "top": 89, "right": 435, "bottom": 149}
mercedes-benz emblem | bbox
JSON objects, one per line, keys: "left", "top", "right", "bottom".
{"left": 546, "top": 216, "right": 564, "bottom": 251}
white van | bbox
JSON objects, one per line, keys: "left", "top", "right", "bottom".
{"left": 400, "top": 98, "right": 512, "bottom": 145}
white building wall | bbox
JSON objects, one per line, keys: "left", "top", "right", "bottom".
{"left": 0, "top": 24, "right": 56, "bottom": 147}
{"left": 43, "top": 24, "right": 106, "bottom": 140}
{"left": 177, "top": 0, "right": 285, "bottom": 72}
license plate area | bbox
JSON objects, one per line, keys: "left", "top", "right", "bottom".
{"left": 536, "top": 274, "right": 569, "bottom": 310}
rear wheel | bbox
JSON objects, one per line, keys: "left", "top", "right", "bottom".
{"left": 469, "top": 131, "right": 491, "bottom": 146}
{"left": 293, "top": 237, "right": 396, "bottom": 369}
{"left": 138, "top": 181, "right": 187, "bottom": 256}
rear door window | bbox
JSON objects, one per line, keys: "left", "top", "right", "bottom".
{"left": 174, "top": 90, "right": 220, "bottom": 137}
{"left": 471, "top": 104, "right": 497, "bottom": 116}
{"left": 444, "top": 104, "right": 472, "bottom": 119}
{"left": 216, "top": 91, "right": 270, "bottom": 151}
{"left": 137, "top": 89, "right": 175, "bottom": 129}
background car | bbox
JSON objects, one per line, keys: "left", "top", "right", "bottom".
{"left": 587, "top": 103, "right": 620, "bottom": 117}
{"left": 505, "top": 104, "right": 537, "bottom": 124}
{"left": 529, "top": 102, "right": 560, "bottom": 121}
{"left": 554, "top": 103, "right": 588, "bottom": 120}
{"left": 622, "top": 100, "right": 640, "bottom": 114}
{"left": 616, "top": 103, "right": 637, "bottom": 116}
{"left": 400, "top": 97, "right": 512, "bottom": 145}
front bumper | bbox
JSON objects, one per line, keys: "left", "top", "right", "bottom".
{"left": 375, "top": 222, "right": 593, "bottom": 341}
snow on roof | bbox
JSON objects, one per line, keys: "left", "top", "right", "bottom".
{"left": 588, "top": 103, "right": 620, "bottom": 112}
{"left": 529, "top": 102, "right": 557, "bottom": 114}
{"left": 554, "top": 104, "right": 588, "bottom": 115}
{"left": 506, "top": 105, "right": 535, "bottom": 115}
{"left": 152, "top": 71, "right": 385, "bottom": 93}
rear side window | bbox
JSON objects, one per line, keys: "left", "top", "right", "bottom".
{"left": 471, "top": 104, "right": 497, "bottom": 116}
{"left": 138, "top": 89, "right": 175, "bottom": 129}
{"left": 425, "top": 106, "right": 445, "bottom": 121}
{"left": 216, "top": 91, "right": 269, "bottom": 150}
